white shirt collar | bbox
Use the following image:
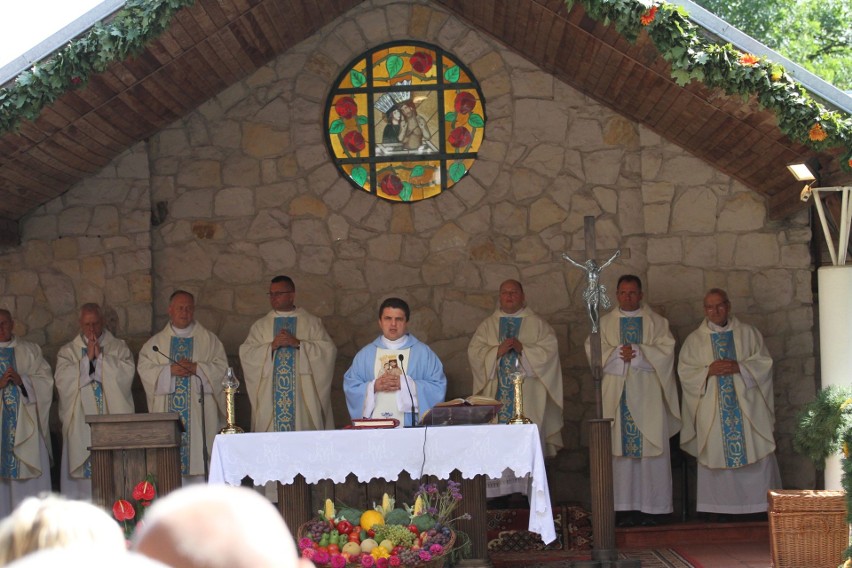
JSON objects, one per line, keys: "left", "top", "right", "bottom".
{"left": 170, "top": 322, "right": 196, "bottom": 337}
{"left": 380, "top": 335, "right": 409, "bottom": 349}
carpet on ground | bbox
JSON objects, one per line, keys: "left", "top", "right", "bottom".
{"left": 490, "top": 547, "right": 701, "bottom": 568}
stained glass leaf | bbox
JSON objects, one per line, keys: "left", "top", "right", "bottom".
{"left": 386, "top": 55, "right": 404, "bottom": 79}
{"left": 449, "top": 161, "right": 466, "bottom": 182}
{"left": 356, "top": 115, "right": 369, "bottom": 125}
{"left": 350, "top": 166, "right": 368, "bottom": 187}
{"left": 444, "top": 111, "right": 457, "bottom": 123}
{"left": 468, "top": 113, "right": 485, "bottom": 128}
{"left": 444, "top": 65, "right": 460, "bottom": 83}
{"left": 329, "top": 119, "right": 345, "bottom": 134}
{"left": 350, "top": 69, "right": 366, "bottom": 88}
{"left": 400, "top": 182, "right": 413, "bottom": 202}
{"left": 411, "top": 165, "right": 425, "bottom": 178}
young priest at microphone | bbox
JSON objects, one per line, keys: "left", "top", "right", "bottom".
{"left": 343, "top": 298, "right": 446, "bottom": 427}
{"left": 137, "top": 290, "right": 228, "bottom": 483}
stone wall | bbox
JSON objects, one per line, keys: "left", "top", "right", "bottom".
{"left": 0, "top": 0, "right": 817, "bottom": 504}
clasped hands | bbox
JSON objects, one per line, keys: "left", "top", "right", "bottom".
{"left": 170, "top": 360, "right": 197, "bottom": 377}
{"left": 618, "top": 344, "right": 637, "bottom": 362}
{"left": 85, "top": 333, "right": 100, "bottom": 360}
{"left": 375, "top": 372, "right": 401, "bottom": 393}
{"left": 0, "top": 367, "right": 23, "bottom": 389}
{"left": 497, "top": 337, "right": 523, "bottom": 358}
{"left": 708, "top": 359, "right": 740, "bottom": 376}
{"left": 271, "top": 329, "right": 300, "bottom": 350}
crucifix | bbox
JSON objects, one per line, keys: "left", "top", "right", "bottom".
{"left": 562, "top": 216, "right": 628, "bottom": 565}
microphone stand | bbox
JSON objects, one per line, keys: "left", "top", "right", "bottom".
{"left": 398, "top": 354, "right": 417, "bottom": 427}
{"left": 153, "top": 345, "right": 209, "bottom": 481}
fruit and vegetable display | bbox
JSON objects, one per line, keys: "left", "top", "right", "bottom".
{"left": 299, "top": 481, "right": 467, "bottom": 567}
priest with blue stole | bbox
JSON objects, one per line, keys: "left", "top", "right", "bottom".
{"left": 591, "top": 275, "right": 680, "bottom": 526}
{"left": 0, "top": 309, "right": 54, "bottom": 517}
{"left": 344, "top": 298, "right": 446, "bottom": 428}
{"left": 138, "top": 291, "right": 227, "bottom": 483}
{"left": 679, "top": 288, "right": 780, "bottom": 518}
{"left": 239, "top": 275, "right": 337, "bottom": 433}
{"left": 468, "top": 280, "right": 564, "bottom": 457}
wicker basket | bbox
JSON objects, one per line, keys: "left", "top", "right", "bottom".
{"left": 297, "top": 522, "right": 455, "bottom": 567}
{"left": 768, "top": 490, "right": 848, "bottom": 568}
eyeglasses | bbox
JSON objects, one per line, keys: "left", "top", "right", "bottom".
{"left": 268, "top": 291, "right": 295, "bottom": 297}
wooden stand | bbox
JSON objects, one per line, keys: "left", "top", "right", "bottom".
{"left": 86, "top": 413, "right": 183, "bottom": 509}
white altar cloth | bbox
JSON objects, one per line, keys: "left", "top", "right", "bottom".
{"left": 208, "top": 423, "right": 556, "bottom": 544}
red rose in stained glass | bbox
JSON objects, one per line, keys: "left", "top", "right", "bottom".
{"left": 133, "top": 480, "right": 156, "bottom": 501}
{"left": 112, "top": 499, "right": 136, "bottom": 522}
{"left": 448, "top": 127, "right": 472, "bottom": 149}
{"left": 381, "top": 174, "right": 404, "bottom": 196}
{"left": 410, "top": 52, "right": 433, "bottom": 74}
{"left": 343, "top": 131, "right": 366, "bottom": 153}
{"left": 453, "top": 92, "right": 476, "bottom": 115}
{"left": 335, "top": 97, "right": 358, "bottom": 119}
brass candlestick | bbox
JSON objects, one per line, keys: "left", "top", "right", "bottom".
{"left": 220, "top": 367, "right": 244, "bottom": 434}
{"left": 508, "top": 372, "right": 533, "bottom": 425}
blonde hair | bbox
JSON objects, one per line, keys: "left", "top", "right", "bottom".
{"left": 0, "top": 494, "right": 126, "bottom": 566}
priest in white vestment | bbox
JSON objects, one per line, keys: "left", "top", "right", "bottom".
{"left": 344, "top": 298, "right": 446, "bottom": 428}
{"left": 679, "top": 288, "right": 781, "bottom": 515}
{"left": 240, "top": 276, "right": 336, "bottom": 433}
{"left": 469, "top": 280, "right": 564, "bottom": 457}
{"left": 0, "top": 309, "right": 54, "bottom": 517}
{"left": 56, "top": 303, "right": 136, "bottom": 499}
{"left": 590, "top": 275, "right": 680, "bottom": 524}
{"left": 138, "top": 291, "right": 227, "bottom": 483}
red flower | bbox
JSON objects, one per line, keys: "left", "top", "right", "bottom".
{"left": 112, "top": 499, "right": 136, "bottom": 522}
{"left": 380, "top": 174, "right": 403, "bottom": 196}
{"left": 808, "top": 123, "right": 827, "bottom": 142}
{"left": 133, "top": 480, "right": 156, "bottom": 501}
{"left": 448, "top": 127, "right": 472, "bottom": 149}
{"left": 335, "top": 97, "right": 358, "bottom": 119}
{"left": 640, "top": 6, "right": 657, "bottom": 25}
{"left": 738, "top": 53, "right": 760, "bottom": 66}
{"left": 342, "top": 131, "right": 366, "bottom": 153}
{"left": 410, "top": 52, "right": 433, "bottom": 74}
{"left": 70, "top": 76, "right": 82, "bottom": 85}
{"left": 453, "top": 92, "right": 476, "bottom": 115}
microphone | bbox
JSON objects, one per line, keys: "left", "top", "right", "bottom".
{"left": 398, "top": 354, "right": 417, "bottom": 427}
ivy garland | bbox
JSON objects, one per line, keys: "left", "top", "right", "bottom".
{"left": 565, "top": 0, "right": 852, "bottom": 172}
{"left": 794, "top": 386, "right": 852, "bottom": 559}
{"left": 0, "top": 0, "right": 195, "bottom": 134}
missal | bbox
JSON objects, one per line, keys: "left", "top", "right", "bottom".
{"left": 347, "top": 417, "right": 400, "bottom": 429}
{"left": 419, "top": 396, "right": 502, "bottom": 426}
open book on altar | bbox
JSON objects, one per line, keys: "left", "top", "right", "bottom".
{"left": 419, "top": 395, "right": 502, "bottom": 426}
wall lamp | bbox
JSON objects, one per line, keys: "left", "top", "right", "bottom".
{"left": 787, "top": 158, "right": 821, "bottom": 201}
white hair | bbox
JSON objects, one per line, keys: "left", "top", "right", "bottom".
{"left": 0, "top": 493, "right": 126, "bottom": 566}
{"left": 132, "top": 484, "right": 303, "bottom": 568}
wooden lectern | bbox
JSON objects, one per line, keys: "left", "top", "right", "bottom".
{"left": 86, "top": 413, "right": 183, "bottom": 509}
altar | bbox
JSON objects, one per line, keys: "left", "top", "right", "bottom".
{"left": 208, "top": 423, "right": 556, "bottom": 563}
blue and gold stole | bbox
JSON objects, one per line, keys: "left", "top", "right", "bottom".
{"left": 619, "top": 317, "right": 643, "bottom": 457}
{"left": 0, "top": 347, "right": 20, "bottom": 479}
{"left": 496, "top": 316, "right": 522, "bottom": 423}
{"left": 272, "top": 316, "right": 297, "bottom": 432}
{"left": 169, "top": 336, "right": 193, "bottom": 475}
{"left": 711, "top": 330, "right": 747, "bottom": 468}
{"left": 81, "top": 346, "right": 105, "bottom": 479}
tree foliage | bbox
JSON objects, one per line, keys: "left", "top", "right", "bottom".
{"left": 694, "top": 0, "right": 852, "bottom": 90}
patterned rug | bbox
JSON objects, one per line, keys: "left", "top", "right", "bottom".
{"left": 491, "top": 547, "right": 701, "bottom": 568}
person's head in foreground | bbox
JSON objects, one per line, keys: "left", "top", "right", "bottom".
{"left": 0, "top": 493, "right": 127, "bottom": 566}
{"left": 132, "top": 484, "right": 312, "bottom": 568}
{"left": 5, "top": 549, "right": 168, "bottom": 568}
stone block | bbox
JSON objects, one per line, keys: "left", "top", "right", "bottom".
{"left": 177, "top": 160, "right": 221, "bottom": 189}
{"left": 156, "top": 242, "right": 213, "bottom": 281}
{"left": 58, "top": 207, "right": 92, "bottom": 235}
{"left": 659, "top": 155, "right": 715, "bottom": 185}
{"left": 493, "top": 203, "right": 527, "bottom": 237}
{"left": 734, "top": 233, "right": 780, "bottom": 267}
{"left": 647, "top": 265, "right": 703, "bottom": 302}
{"left": 683, "top": 236, "right": 717, "bottom": 267}
{"left": 299, "top": 245, "right": 334, "bottom": 274}
{"left": 113, "top": 250, "right": 151, "bottom": 276}
{"left": 430, "top": 223, "right": 470, "bottom": 252}
{"left": 582, "top": 149, "right": 623, "bottom": 185}
{"left": 530, "top": 197, "right": 568, "bottom": 232}
{"left": 514, "top": 235, "right": 549, "bottom": 263}
{"left": 367, "top": 233, "right": 402, "bottom": 261}
{"left": 717, "top": 192, "right": 766, "bottom": 232}
{"left": 751, "top": 269, "right": 794, "bottom": 310}
{"left": 671, "top": 188, "right": 717, "bottom": 233}
{"left": 643, "top": 203, "right": 669, "bottom": 234}
{"left": 258, "top": 239, "right": 296, "bottom": 271}
{"left": 647, "top": 237, "right": 682, "bottom": 264}
{"left": 513, "top": 99, "right": 568, "bottom": 144}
